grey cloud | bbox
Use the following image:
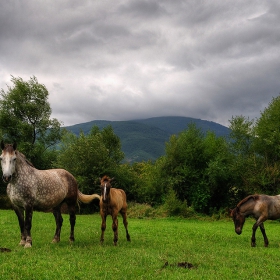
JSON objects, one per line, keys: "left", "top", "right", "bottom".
{"left": 0, "top": 0, "right": 280, "bottom": 128}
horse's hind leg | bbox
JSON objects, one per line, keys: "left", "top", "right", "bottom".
{"left": 52, "top": 207, "right": 63, "bottom": 243}
{"left": 67, "top": 202, "right": 76, "bottom": 242}
{"left": 121, "top": 209, "right": 130, "bottom": 242}
{"left": 112, "top": 214, "right": 119, "bottom": 246}
{"left": 259, "top": 223, "right": 269, "bottom": 247}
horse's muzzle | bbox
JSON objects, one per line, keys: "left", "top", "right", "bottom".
{"left": 2, "top": 175, "right": 12, "bottom": 183}
{"left": 235, "top": 228, "right": 242, "bottom": 235}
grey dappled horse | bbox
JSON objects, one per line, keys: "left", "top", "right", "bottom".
{"left": 0, "top": 142, "right": 99, "bottom": 248}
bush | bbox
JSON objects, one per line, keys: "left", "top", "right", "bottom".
{"left": 163, "top": 188, "right": 195, "bottom": 217}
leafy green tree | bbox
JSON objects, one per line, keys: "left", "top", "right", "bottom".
{"left": 229, "top": 115, "right": 255, "bottom": 156}
{"left": 162, "top": 124, "right": 205, "bottom": 208}
{"left": 55, "top": 125, "right": 124, "bottom": 194}
{"left": 158, "top": 124, "right": 233, "bottom": 213}
{"left": 228, "top": 95, "right": 280, "bottom": 197}
{"left": 228, "top": 115, "right": 259, "bottom": 198}
{"left": 253, "top": 95, "right": 280, "bottom": 194}
{"left": 128, "top": 159, "right": 166, "bottom": 205}
{"left": 0, "top": 76, "right": 62, "bottom": 167}
{"left": 254, "top": 96, "right": 280, "bottom": 162}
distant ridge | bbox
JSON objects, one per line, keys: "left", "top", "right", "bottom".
{"left": 64, "top": 116, "right": 230, "bottom": 162}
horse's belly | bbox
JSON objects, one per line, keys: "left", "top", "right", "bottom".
{"left": 7, "top": 183, "right": 67, "bottom": 210}
{"left": 7, "top": 184, "right": 28, "bottom": 208}
{"left": 33, "top": 188, "right": 66, "bottom": 209}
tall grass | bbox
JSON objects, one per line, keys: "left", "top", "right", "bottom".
{"left": 0, "top": 210, "right": 280, "bottom": 279}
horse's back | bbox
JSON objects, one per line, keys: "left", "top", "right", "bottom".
{"left": 13, "top": 168, "right": 78, "bottom": 210}
{"left": 256, "top": 195, "right": 280, "bottom": 220}
{"left": 111, "top": 188, "right": 127, "bottom": 211}
{"left": 38, "top": 168, "right": 78, "bottom": 196}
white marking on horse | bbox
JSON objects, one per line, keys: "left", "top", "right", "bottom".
{"left": 103, "top": 183, "right": 107, "bottom": 201}
{"left": 0, "top": 150, "right": 16, "bottom": 182}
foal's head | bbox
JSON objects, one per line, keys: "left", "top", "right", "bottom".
{"left": 100, "top": 176, "right": 114, "bottom": 203}
{"left": 0, "top": 141, "right": 17, "bottom": 183}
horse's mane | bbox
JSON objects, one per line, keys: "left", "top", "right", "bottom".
{"left": 237, "top": 194, "right": 259, "bottom": 208}
{"left": 15, "top": 151, "right": 35, "bottom": 167}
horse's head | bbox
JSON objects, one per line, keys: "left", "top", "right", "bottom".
{"left": 100, "top": 176, "right": 114, "bottom": 203}
{"left": 230, "top": 207, "right": 245, "bottom": 235}
{"left": 0, "top": 141, "right": 17, "bottom": 183}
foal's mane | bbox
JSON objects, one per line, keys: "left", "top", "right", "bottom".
{"left": 237, "top": 194, "right": 259, "bottom": 208}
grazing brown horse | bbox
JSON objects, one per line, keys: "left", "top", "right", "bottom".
{"left": 0, "top": 142, "right": 99, "bottom": 248}
{"left": 99, "top": 176, "right": 130, "bottom": 245}
{"left": 230, "top": 194, "right": 280, "bottom": 247}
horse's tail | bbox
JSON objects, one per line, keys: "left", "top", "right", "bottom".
{"left": 77, "top": 190, "right": 100, "bottom": 204}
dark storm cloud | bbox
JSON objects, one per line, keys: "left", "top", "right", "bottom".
{"left": 0, "top": 0, "right": 280, "bottom": 127}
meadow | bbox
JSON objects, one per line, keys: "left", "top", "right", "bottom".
{"left": 0, "top": 209, "right": 280, "bottom": 280}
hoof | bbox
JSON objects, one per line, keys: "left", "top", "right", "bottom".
{"left": 52, "top": 238, "right": 60, "bottom": 243}
{"left": 19, "top": 240, "right": 26, "bottom": 246}
{"left": 24, "top": 243, "right": 32, "bottom": 248}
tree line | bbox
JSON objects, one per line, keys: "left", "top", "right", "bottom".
{"left": 1, "top": 76, "right": 280, "bottom": 215}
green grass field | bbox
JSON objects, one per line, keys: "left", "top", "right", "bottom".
{"left": 0, "top": 210, "right": 280, "bottom": 279}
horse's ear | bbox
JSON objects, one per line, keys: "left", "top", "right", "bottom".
{"left": 13, "top": 142, "right": 17, "bottom": 150}
{"left": 1, "top": 140, "right": 4, "bottom": 150}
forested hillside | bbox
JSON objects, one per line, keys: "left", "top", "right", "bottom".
{"left": 64, "top": 116, "right": 230, "bottom": 162}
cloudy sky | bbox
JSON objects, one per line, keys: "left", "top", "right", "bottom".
{"left": 0, "top": 0, "right": 279, "bottom": 127}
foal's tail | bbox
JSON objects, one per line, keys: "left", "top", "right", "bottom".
{"left": 78, "top": 190, "right": 100, "bottom": 204}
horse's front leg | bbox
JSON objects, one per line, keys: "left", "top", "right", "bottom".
{"left": 252, "top": 217, "right": 268, "bottom": 247}
{"left": 112, "top": 214, "right": 118, "bottom": 246}
{"left": 259, "top": 223, "right": 269, "bottom": 247}
{"left": 52, "top": 207, "right": 63, "bottom": 243}
{"left": 100, "top": 213, "right": 107, "bottom": 244}
{"left": 24, "top": 206, "right": 33, "bottom": 248}
{"left": 13, "top": 206, "right": 26, "bottom": 246}
{"left": 251, "top": 222, "right": 258, "bottom": 247}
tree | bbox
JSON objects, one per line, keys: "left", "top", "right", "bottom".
{"left": 55, "top": 125, "right": 124, "bottom": 194}
{"left": 162, "top": 124, "right": 206, "bottom": 207}
{"left": 158, "top": 124, "right": 230, "bottom": 213}
{"left": 254, "top": 96, "right": 280, "bottom": 162}
{"left": 228, "top": 115, "right": 259, "bottom": 197}
{"left": 253, "top": 95, "right": 280, "bottom": 194}
{"left": 0, "top": 76, "right": 62, "bottom": 167}
{"left": 228, "top": 95, "right": 280, "bottom": 197}
{"left": 229, "top": 115, "right": 255, "bottom": 156}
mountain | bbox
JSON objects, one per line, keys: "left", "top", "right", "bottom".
{"left": 64, "top": 116, "right": 230, "bottom": 162}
